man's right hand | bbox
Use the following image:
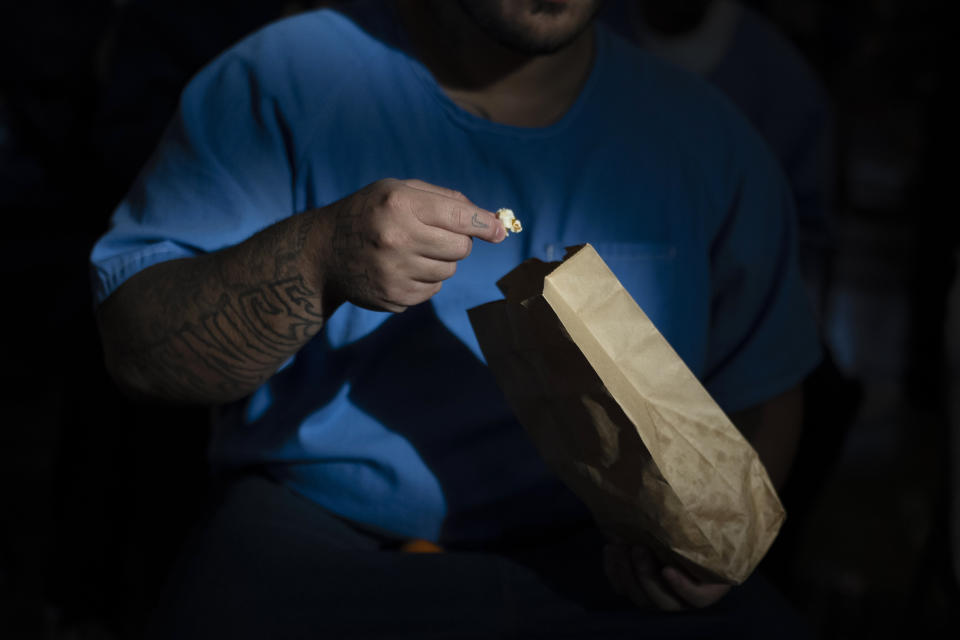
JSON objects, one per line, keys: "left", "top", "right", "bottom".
{"left": 316, "top": 178, "right": 506, "bottom": 313}
{"left": 96, "top": 177, "right": 503, "bottom": 405}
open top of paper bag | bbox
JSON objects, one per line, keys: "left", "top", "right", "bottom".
{"left": 468, "top": 244, "right": 785, "bottom": 585}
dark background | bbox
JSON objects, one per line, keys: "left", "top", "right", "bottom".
{"left": 1, "top": 1, "right": 956, "bottom": 638}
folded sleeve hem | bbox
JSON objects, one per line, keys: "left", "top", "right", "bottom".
{"left": 708, "top": 344, "right": 823, "bottom": 414}
{"left": 91, "top": 241, "right": 198, "bottom": 307}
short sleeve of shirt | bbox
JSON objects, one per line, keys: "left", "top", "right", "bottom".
{"left": 700, "top": 124, "right": 822, "bottom": 412}
{"left": 90, "top": 45, "right": 295, "bottom": 306}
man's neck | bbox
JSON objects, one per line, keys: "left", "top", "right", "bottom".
{"left": 396, "top": 0, "right": 596, "bottom": 128}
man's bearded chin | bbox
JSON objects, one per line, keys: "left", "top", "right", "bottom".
{"left": 456, "top": 0, "right": 605, "bottom": 55}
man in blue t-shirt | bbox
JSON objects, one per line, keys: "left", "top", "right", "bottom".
{"left": 92, "top": 0, "right": 819, "bottom": 636}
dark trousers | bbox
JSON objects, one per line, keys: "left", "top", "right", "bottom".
{"left": 146, "top": 473, "right": 813, "bottom": 639}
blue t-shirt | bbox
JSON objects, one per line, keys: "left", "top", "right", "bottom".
{"left": 90, "top": 3, "right": 821, "bottom": 545}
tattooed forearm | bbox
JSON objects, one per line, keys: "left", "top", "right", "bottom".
{"left": 113, "top": 273, "right": 326, "bottom": 404}
{"left": 99, "top": 210, "right": 335, "bottom": 405}
{"left": 172, "top": 276, "right": 324, "bottom": 391}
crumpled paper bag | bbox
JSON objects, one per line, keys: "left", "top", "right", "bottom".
{"left": 467, "top": 244, "right": 784, "bottom": 584}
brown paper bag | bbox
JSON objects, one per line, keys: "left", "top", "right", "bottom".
{"left": 467, "top": 244, "right": 784, "bottom": 585}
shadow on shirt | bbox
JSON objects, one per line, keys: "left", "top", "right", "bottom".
{"left": 330, "top": 301, "right": 591, "bottom": 550}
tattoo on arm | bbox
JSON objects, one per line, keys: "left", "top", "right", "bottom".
{"left": 471, "top": 211, "right": 488, "bottom": 228}
{"left": 131, "top": 273, "right": 326, "bottom": 402}
{"left": 329, "top": 190, "right": 377, "bottom": 301}
{"left": 115, "top": 212, "right": 332, "bottom": 403}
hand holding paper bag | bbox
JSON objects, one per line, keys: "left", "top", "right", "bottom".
{"left": 468, "top": 244, "right": 785, "bottom": 586}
